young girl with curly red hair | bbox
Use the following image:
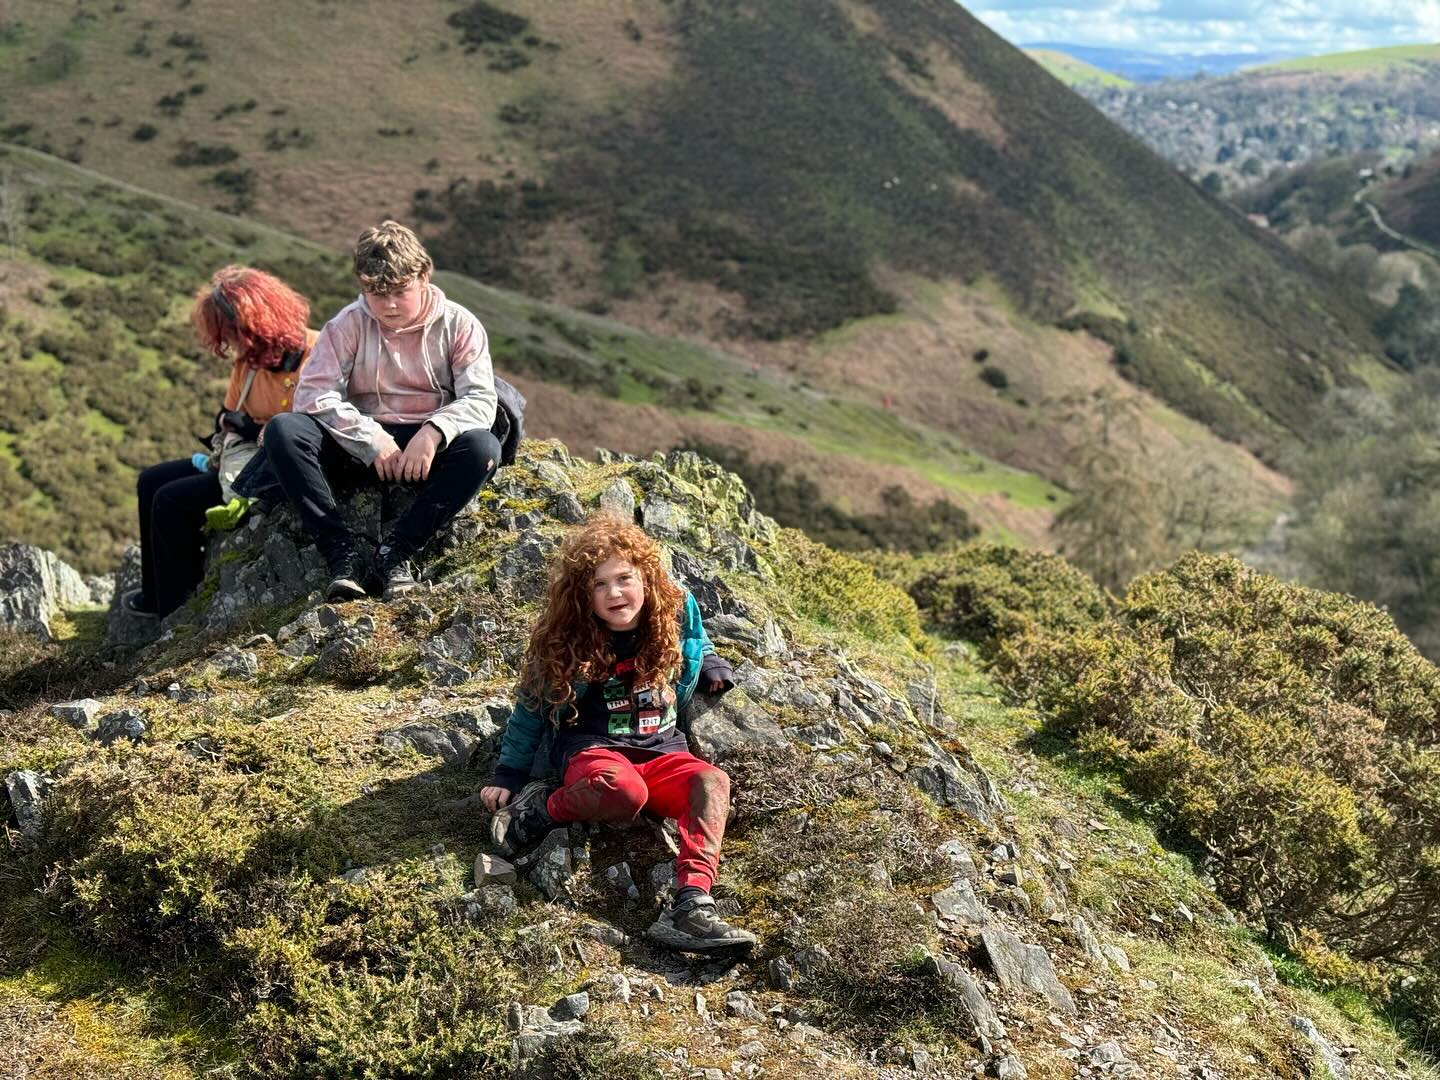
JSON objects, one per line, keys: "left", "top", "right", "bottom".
{"left": 124, "top": 266, "right": 317, "bottom": 618}
{"left": 482, "top": 516, "right": 754, "bottom": 952}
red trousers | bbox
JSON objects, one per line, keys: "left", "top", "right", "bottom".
{"left": 545, "top": 748, "right": 730, "bottom": 893}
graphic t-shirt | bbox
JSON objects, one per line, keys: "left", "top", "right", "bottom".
{"left": 554, "top": 629, "right": 690, "bottom": 772}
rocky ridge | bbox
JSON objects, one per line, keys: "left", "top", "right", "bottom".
{"left": 0, "top": 443, "right": 1411, "bottom": 1079}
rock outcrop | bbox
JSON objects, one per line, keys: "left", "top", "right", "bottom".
{"left": 0, "top": 543, "right": 111, "bottom": 641}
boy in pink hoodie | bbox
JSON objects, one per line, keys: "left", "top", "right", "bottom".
{"left": 265, "top": 221, "right": 501, "bottom": 600}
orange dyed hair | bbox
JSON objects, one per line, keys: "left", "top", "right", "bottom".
{"left": 518, "top": 515, "right": 684, "bottom": 723}
{"left": 191, "top": 265, "right": 310, "bottom": 370}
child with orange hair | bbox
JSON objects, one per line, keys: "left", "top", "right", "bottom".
{"left": 482, "top": 516, "right": 754, "bottom": 953}
{"left": 125, "top": 266, "right": 316, "bottom": 618}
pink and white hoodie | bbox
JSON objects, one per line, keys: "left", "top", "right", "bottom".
{"left": 294, "top": 284, "right": 497, "bottom": 464}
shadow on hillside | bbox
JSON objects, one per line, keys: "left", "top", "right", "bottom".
{"left": 325, "top": 757, "right": 749, "bottom": 980}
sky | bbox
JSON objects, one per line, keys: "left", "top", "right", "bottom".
{"left": 970, "top": 0, "right": 1440, "bottom": 56}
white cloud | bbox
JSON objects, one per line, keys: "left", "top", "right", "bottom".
{"left": 970, "top": 0, "right": 1440, "bottom": 55}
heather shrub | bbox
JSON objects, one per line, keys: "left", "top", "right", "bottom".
{"left": 996, "top": 552, "right": 1440, "bottom": 981}
{"left": 874, "top": 542, "right": 1108, "bottom": 654}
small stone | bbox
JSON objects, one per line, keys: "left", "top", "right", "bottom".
{"left": 50, "top": 699, "right": 102, "bottom": 730}
{"left": 725, "top": 990, "right": 763, "bottom": 1021}
{"left": 526, "top": 829, "right": 576, "bottom": 900}
{"left": 473, "top": 885, "right": 518, "bottom": 920}
{"left": 3, "top": 770, "right": 46, "bottom": 849}
{"left": 549, "top": 992, "right": 590, "bottom": 1022}
{"left": 767, "top": 956, "right": 797, "bottom": 991}
{"left": 579, "top": 921, "right": 629, "bottom": 949}
{"left": 598, "top": 478, "right": 637, "bottom": 520}
{"left": 475, "top": 852, "right": 517, "bottom": 887}
{"left": 932, "top": 880, "right": 989, "bottom": 926}
{"left": 989, "top": 1054, "right": 1027, "bottom": 1079}
{"left": 94, "top": 708, "right": 147, "bottom": 746}
{"left": 588, "top": 973, "right": 632, "bottom": 1003}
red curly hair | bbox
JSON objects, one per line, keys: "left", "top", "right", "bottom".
{"left": 518, "top": 515, "right": 684, "bottom": 723}
{"left": 191, "top": 265, "right": 310, "bottom": 370}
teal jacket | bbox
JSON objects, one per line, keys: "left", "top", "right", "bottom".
{"left": 490, "top": 591, "right": 727, "bottom": 792}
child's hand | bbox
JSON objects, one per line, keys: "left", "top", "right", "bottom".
{"left": 706, "top": 678, "right": 727, "bottom": 693}
{"left": 373, "top": 440, "right": 403, "bottom": 481}
{"left": 480, "top": 785, "right": 512, "bottom": 812}
{"left": 396, "top": 424, "right": 442, "bottom": 483}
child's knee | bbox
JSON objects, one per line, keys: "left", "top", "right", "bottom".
{"left": 691, "top": 766, "right": 730, "bottom": 805}
{"left": 586, "top": 764, "right": 648, "bottom": 821}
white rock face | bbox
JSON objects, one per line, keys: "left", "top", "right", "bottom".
{"left": 0, "top": 543, "right": 109, "bottom": 641}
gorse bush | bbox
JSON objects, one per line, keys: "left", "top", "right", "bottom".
{"left": 873, "top": 542, "right": 1108, "bottom": 654}
{"left": 994, "top": 553, "right": 1440, "bottom": 986}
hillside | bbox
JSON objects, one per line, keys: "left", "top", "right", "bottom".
{"left": 0, "top": 0, "right": 1392, "bottom": 474}
{"left": 1023, "top": 43, "right": 1292, "bottom": 81}
{"left": 2, "top": 448, "right": 1436, "bottom": 1078}
{"left": 1252, "top": 43, "right": 1440, "bottom": 76}
{"left": 1375, "top": 150, "right": 1440, "bottom": 249}
{"left": 1023, "top": 48, "right": 1131, "bottom": 88}
{"left": 0, "top": 143, "right": 1088, "bottom": 574}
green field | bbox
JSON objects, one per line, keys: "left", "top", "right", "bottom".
{"left": 1251, "top": 43, "right": 1440, "bottom": 74}
{"left": 1024, "top": 48, "right": 1132, "bottom": 88}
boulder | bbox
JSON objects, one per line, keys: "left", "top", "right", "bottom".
{"left": 980, "top": 927, "right": 1077, "bottom": 1016}
{"left": 686, "top": 689, "right": 787, "bottom": 762}
{"left": 0, "top": 543, "right": 104, "bottom": 641}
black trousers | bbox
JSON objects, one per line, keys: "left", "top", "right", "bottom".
{"left": 263, "top": 413, "right": 500, "bottom": 564}
{"left": 136, "top": 459, "right": 222, "bottom": 617}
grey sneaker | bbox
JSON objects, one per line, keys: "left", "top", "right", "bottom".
{"left": 379, "top": 554, "right": 420, "bottom": 600}
{"left": 489, "top": 780, "right": 557, "bottom": 857}
{"left": 646, "top": 894, "right": 757, "bottom": 953}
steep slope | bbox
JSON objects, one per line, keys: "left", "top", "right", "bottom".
{"left": 1, "top": 447, "right": 1434, "bottom": 1078}
{"left": 1375, "top": 150, "right": 1440, "bottom": 249}
{"left": 0, "top": 0, "right": 1388, "bottom": 469}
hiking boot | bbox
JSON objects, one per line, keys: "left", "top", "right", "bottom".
{"left": 121, "top": 588, "right": 159, "bottom": 619}
{"left": 377, "top": 541, "right": 420, "bottom": 600}
{"left": 489, "top": 780, "right": 558, "bottom": 857}
{"left": 646, "top": 893, "right": 757, "bottom": 954}
{"left": 325, "top": 549, "right": 367, "bottom": 602}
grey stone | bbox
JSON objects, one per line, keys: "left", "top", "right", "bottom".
{"left": 686, "top": 689, "right": 787, "bottom": 762}
{"left": 1289, "top": 1016, "right": 1350, "bottom": 1079}
{"left": 0, "top": 543, "right": 97, "bottom": 641}
{"left": 548, "top": 491, "right": 586, "bottom": 524}
{"left": 578, "top": 921, "right": 629, "bottom": 949}
{"left": 980, "top": 927, "right": 1077, "bottom": 1015}
{"left": 937, "top": 839, "right": 978, "bottom": 878}
{"left": 50, "top": 699, "right": 102, "bottom": 731}
{"left": 921, "top": 953, "right": 1006, "bottom": 1044}
{"left": 507, "top": 1001, "right": 585, "bottom": 1080}
{"left": 492, "top": 531, "right": 553, "bottom": 600}
{"left": 767, "top": 957, "right": 797, "bottom": 991}
{"left": 906, "top": 758, "right": 1002, "bottom": 826}
{"left": 932, "top": 880, "right": 989, "bottom": 926}
{"left": 418, "top": 650, "right": 473, "bottom": 686}
{"left": 475, "top": 853, "right": 518, "bottom": 887}
{"left": 640, "top": 494, "right": 690, "bottom": 540}
{"left": 524, "top": 829, "right": 576, "bottom": 900}
{"left": 95, "top": 708, "right": 147, "bottom": 746}
{"left": 989, "top": 1055, "right": 1027, "bottom": 1079}
{"left": 725, "top": 990, "right": 763, "bottom": 1021}
{"left": 4, "top": 769, "right": 47, "bottom": 849}
{"left": 605, "top": 861, "right": 640, "bottom": 900}
{"left": 1101, "top": 943, "right": 1131, "bottom": 973}
{"left": 210, "top": 647, "right": 259, "bottom": 679}
{"left": 549, "top": 992, "right": 590, "bottom": 1022}
{"left": 378, "top": 723, "right": 477, "bottom": 765}
{"left": 791, "top": 718, "right": 845, "bottom": 750}
{"left": 588, "top": 973, "right": 631, "bottom": 1003}
{"left": 308, "top": 632, "right": 369, "bottom": 681}
{"left": 1071, "top": 915, "right": 1109, "bottom": 970}
{"left": 597, "top": 478, "right": 636, "bottom": 520}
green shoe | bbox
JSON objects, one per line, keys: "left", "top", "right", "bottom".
{"left": 205, "top": 496, "right": 255, "bottom": 531}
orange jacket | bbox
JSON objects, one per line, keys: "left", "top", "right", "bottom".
{"left": 222, "top": 329, "right": 320, "bottom": 424}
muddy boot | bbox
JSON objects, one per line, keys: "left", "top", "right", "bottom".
{"left": 489, "top": 780, "right": 558, "bottom": 857}
{"left": 646, "top": 893, "right": 756, "bottom": 954}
